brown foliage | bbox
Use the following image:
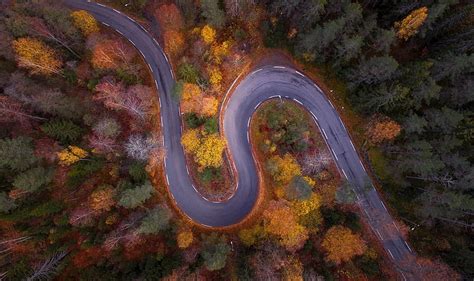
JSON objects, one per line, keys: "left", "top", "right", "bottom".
{"left": 72, "top": 246, "right": 104, "bottom": 269}
{"left": 322, "top": 226, "right": 367, "bottom": 265}
{"left": 366, "top": 115, "right": 402, "bottom": 145}
{"left": 164, "top": 30, "right": 185, "bottom": 58}
{"left": 91, "top": 38, "right": 135, "bottom": 70}
{"left": 417, "top": 257, "right": 461, "bottom": 281}
{"left": 154, "top": 4, "right": 184, "bottom": 31}
{"left": 89, "top": 186, "right": 115, "bottom": 212}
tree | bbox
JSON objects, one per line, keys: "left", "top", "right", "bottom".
{"left": 0, "top": 136, "right": 37, "bottom": 171}
{"left": 31, "top": 90, "right": 85, "bottom": 120}
{"left": 137, "top": 205, "right": 172, "bottom": 234}
{"left": 0, "top": 192, "right": 16, "bottom": 213}
{"left": 0, "top": 96, "right": 45, "bottom": 125}
{"left": 200, "top": 0, "right": 226, "bottom": 28}
{"left": 180, "top": 83, "right": 203, "bottom": 114}
{"left": 95, "top": 78, "right": 152, "bottom": 120}
{"left": 238, "top": 224, "right": 266, "bottom": 246}
{"left": 302, "top": 151, "right": 332, "bottom": 175}
{"left": 70, "top": 10, "right": 100, "bottom": 37}
{"left": 263, "top": 200, "right": 309, "bottom": 251}
{"left": 366, "top": 115, "right": 402, "bottom": 144}
{"left": 93, "top": 117, "right": 121, "bottom": 139}
{"left": 40, "top": 119, "right": 83, "bottom": 143}
{"left": 163, "top": 30, "right": 185, "bottom": 58}
{"left": 335, "top": 181, "right": 357, "bottom": 204}
{"left": 12, "top": 37, "right": 62, "bottom": 75}
{"left": 395, "top": 7, "right": 429, "bottom": 40}
{"left": 321, "top": 226, "right": 367, "bottom": 265}
{"left": 285, "top": 176, "right": 312, "bottom": 201}
{"left": 181, "top": 129, "right": 200, "bottom": 153}
{"left": 89, "top": 185, "right": 115, "bottom": 212}
{"left": 201, "top": 96, "right": 218, "bottom": 116}
{"left": 118, "top": 181, "right": 154, "bottom": 208}
{"left": 208, "top": 67, "right": 223, "bottom": 88}
{"left": 91, "top": 38, "right": 135, "bottom": 70}
{"left": 13, "top": 166, "right": 54, "bottom": 193}
{"left": 57, "top": 146, "right": 88, "bottom": 166}
{"left": 177, "top": 230, "right": 194, "bottom": 249}
{"left": 194, "top": 134, "right": 226, "bottom": 169}
{"left": 124, "top": 134, "right": 158, "bottom": 161}
{"left": 201, "top": 24, "right": 216, "bottom": 44}
{"left": 201, "top": 233, "right": 231, "bottom": 271}
{"left": 26, "top": 251, "right": 68, "bottom": 281}
{"left": 291, "top": 192, "right": 322, "bottom": 217}
{"left": 266, "top": 154, "right": 302, "bottom": 185}
{"left": 347, "top": 56, "right": 399, "bottom": 86}
{"left": 154, "top": 4, "right": 184, "bottom": 31}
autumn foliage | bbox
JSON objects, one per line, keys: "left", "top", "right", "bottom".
{"left": 12, "top": 37, "right": 62, "bottom": 75}
{"left": 57, "top": 146, "right": 88, "bottom": 166}
{"left": 395, "top": 7, "right": 429, "bottom": 40}
{"left": 154, "top": 4, "right": 184, "bottom": 31}
{"left": 70, "top": 10, "right": 100, "bottom": 36}
{"left": 322, "top": 226, "right": 367, "bottom": 264}
{"left": 91, "top": 38, "right": 135, "bottom": 70}
{"left": 201, "top": 25, "right": 216, "bottom": 44}
{"left": 181, "top": 130, "right": 226, "bottom": 169}
{"left": 263, "top": 200, "right": 309, "bottom": 251}
{"left": 177, "top": 230, "right": 194, "bottom": 249}
{"left": 89, "top": 185, "right": 115, "bottom": 212}
{"left": 366, "top": 115, "right": 402, "bottom": 144}
{"left": 266, "top": 153, "right": 302, "bottom": 185}
{"left": 180, "top": 83, "right": 218, "bottom": 117}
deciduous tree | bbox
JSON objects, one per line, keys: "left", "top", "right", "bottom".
{"left": 395, "top": 7, "right": 429, "bottom": 40}
{"left": 201, "top": 25, "right": 216, "bottom": 44}
{"left": 263, "top": 200, "right": 308, "bottom": 251}
{"left": 154, "top": 4, "right": 184, "bottom": 31}
{"left": 194, "top": 133, "right": 226, "bottom": 169}
{"left": 366, "top": 115, "right": 402, "bottom": 144}
{"left": 266, "top": 154, "right": 302, "bottom": 185}
{"left": 124, "top": 134, "right": 158, "bottom": 161}
{"left": 177, "top": 230, "right": 194, "bottom": 249}
{"left": 57, "top": 146, "right": 88, "bottom": 166}
{"left": 70, "top": 10, "right": 100, "bottom": 36}
{"left": 163, "top": 30, "right": 185, "bottom": 58}
{"left": 181, "top": 129, "right": 200, "bottom": 153}
{"left": 91, "top": 38, "right": 135, "bottom": 70}
{"left": 12, "top": 37, "right": 62, "bottom": 75}
{"left": 322, "top": 226, "right": 367, "bottom": 265}
{"left": 89, "top": 185, "right": 115, "bottom": 212}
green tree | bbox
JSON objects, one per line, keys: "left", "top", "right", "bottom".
{"left": 13, "top": 166, "right": 54, "bottom": 193}
{"left": 41, "top": 119, "right": 83, "bottom": 143}
{"left": 0, "top": 192, "right": 16, "bottom": 213}
{"left": 201, "top": 233, "right": 231, "bottom": 271}
{"left": 137, "top": 205, "right": 172, "bottom": 234}
{"left": 335, "top": 181, "right": 357, "bottom": 204}
{"left": 285, "top": 176, "right": 312, "bottom": 201}
{"left": 347, "top": 56, "right": 399, "bottom": 86}
{"left": 118, "top": 181, "right": 154, "bottom": 208}
{"left": 200, "top": 0, "right": 226, "bottom": 28}
{"left": 0, "top": 136, "right": 37, "bottom": 172}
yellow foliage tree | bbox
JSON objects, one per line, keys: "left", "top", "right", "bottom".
{"left": 208, "top": 67, "right": 223, "bottom": 88}
{"left": 238, "top": 224, "right": 266, "bottom": 246}
{"left": 195, "top": 134, "right": 226, "bottom": 168}
{"left": 177, "top": 230, "right": 194, "bottom": 249}
{"left": 210, "top": 41, "right": 231, "bottom": 64}
{"left": 181, "top": 129, "right": 201, "bottom": 153}
{"left": 267, "top": 153, "right": 302, "bottom": 185}
{"left": 201, "top": 96, "right": 218, "bottom": 116}
{"left": 12, "top": 37, "right": 62, "bottom": 75}
{"left": 282, "top": 257, "right": 304, "bottom": 281}
{"left": 321, "top": 226, "right": 367, "bottom": 265}
{"left": 292, "top": 192, "right": 321, "bottom": 217}
{"left": 57, "top": 146, "right": 88, "bottom": 166}
{"left": 263, "top": 200, "right": 308, "bottom": 251}
{"left": 70, "top": 10, "right": 100, "bottom": 36}
{"left": 395, "top": 7, "right": 429, "bottom": 40}
{"left": 201, "top": 25, "right": 216, "bottom": 44}
{"left": 90, "top": 186, "right": 115, "bottom": 212}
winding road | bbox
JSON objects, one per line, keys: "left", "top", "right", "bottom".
{"left": 64, "top": 1, "right": 420, "bottom": 279}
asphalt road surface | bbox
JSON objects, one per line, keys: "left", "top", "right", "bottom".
{"left": 64, "top": 1, "right": 420, "bottom": 279}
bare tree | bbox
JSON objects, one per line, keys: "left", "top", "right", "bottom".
{"left": 26, "top": 251, "right": 68, "bottom": 281}
{"left": 29, "top": 18, "right": 80, "bottom": 58}
{"left": 302, "top": 151, "right": 332, "bottom": 174}
{"left": 88, "top": 134, "right": 118, "bottom": 154}
{"left": 0, "top": 96, "right": 46, "bottom": 125}
{"left": 124, "top": 134, "right": 160, "bottom": 161}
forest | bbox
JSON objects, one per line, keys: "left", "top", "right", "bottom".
{"left": 0, "top": 0, "right": 472, "bottom": 280}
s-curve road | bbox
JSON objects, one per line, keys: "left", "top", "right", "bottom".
{"left": 65, "top": 1, "right": 420, "bottom": 279}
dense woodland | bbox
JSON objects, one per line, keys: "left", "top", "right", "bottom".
{"left": 0, "top": 0, "right": 472, "bottom": 280}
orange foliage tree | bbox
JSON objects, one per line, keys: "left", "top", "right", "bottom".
{"left": 201, "top": 25, "right": 216, "bottom": 44}
{"left": 91, "top": 38, "right": 135, "bottom": 70}
{"left": 154, "top": 4, "right": 184, "bottom": 31}
{"left": 366, "top": 115, "right": 402, "bottom": 144}
{"left": 180, "top": 83, "right": 218, "bottom": 117}
{"left": 70, "top": 10, "right": 100, "bottom": 36}
{"left": 321, "top": 226, "right": 367, "bottom": 265}
{"left": 164, "top": 30, "right": 185, "bottom": 58}
{"left": 89, "top": 185, "right": 115, "bottom": 212}
{"left": 395, "top": 7, "right": 429, "bottom": 40}
{"left": 263, "top": 200, "right": 308, "bottom": 251}
{"left": 177, "top": 230, "right": 194, "bottom": 249}
{"left": 194, "top": 134, "right": 226, "bottom": 169}
{"left": 12, "top": 37, "right": 62, "bottom": 75}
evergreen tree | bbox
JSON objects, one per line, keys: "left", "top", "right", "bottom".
{"left": 118, "top": 181, "right": 154, "bottom": 209}
{"left": 0, "top": 192, "right": 16, "bottom": 213}
{"left": 40, "top": 119, "right": 83, "bottom": 144}
{"left": 137, "top": 205, "right": 172, "bottom": 234}
{"left": 13, "top": 166, "right": 54, "bottom": 193}
{"left": 0, "top": 136, "right": 37, "bottom": 172}
{"left": 201, "top": 233, "right": 231, "bottom": 271}
{"left": 200, "top": 0, "right": 226, "bottom": 28}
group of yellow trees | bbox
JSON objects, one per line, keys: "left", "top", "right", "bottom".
{"left": 12, "top": 10, "right": 99, "bottom": 76}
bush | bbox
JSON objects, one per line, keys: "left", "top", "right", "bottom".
{"left": 204, "top": 117, "right": 218, "bottom": 134}
{"left": 184, "top": 113, "right": 206, "bottom": 128}
{"left": 199, "top": 167, "right": 222, "bottom": 183}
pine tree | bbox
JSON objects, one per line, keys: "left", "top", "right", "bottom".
{"left": 118, "top": 181, "right": 154, "bottom": 209}
{"left": 13, "top": 166, "right": 54, "bottom": 193}
{"left": 137, "top": 205, "right": 172, "bottom": 234}
{"left": 0, "top": 192, "right": 16, "bottom": 213}
{"left": 41, "top": 119, "right": 83, "bottom": 144}
{"left": 200, "top": 0, "right": 226, "bottom": 28}
{"left": 0, "top": 136, "right": 37, "bottom": 172}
